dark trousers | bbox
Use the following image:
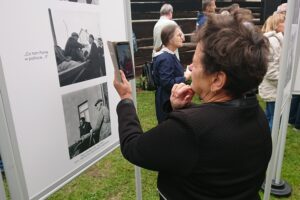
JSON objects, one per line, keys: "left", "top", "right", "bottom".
{"left": 289, "top": 95, "right": 300, "bottom": 129}
{"left": 266, "top": 102, "right": 275, "bottom": 130}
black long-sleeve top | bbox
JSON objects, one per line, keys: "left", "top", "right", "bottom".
{"left": 117, "top": 96, "right": 272, "bottom": 200}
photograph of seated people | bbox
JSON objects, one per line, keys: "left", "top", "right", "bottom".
{"left": 70, "top": 99, "right": 111, "bottom": 158}
{"left": 152, "top": 24, "right": 191, "bottom": 123}
{"left": 78, "top": 99, "right": 111, "bottom": 143}
{"left": 53, "top": 31, "right": 106, "bottom": 87}
{"left": 114, "top": 13, "right": 272, "bottom": 200}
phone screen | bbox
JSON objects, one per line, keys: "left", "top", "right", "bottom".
{"left": 115, "top": 42, "right": 134, "bottom": 80}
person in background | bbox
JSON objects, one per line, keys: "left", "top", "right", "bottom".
{"left": 152, "top": 24, "right": 191, "bottom": 123}
{"left": 228, "top": 3, "right": 240, "bottom": 14}
{"left": 288, "top": 95, "right": 300, "bottom": 131}
{"left": 276, "top": 2, "right": 287, "bottom": 15}
{"left": 64, "top": 32, "right": 85, "bottom": 62}
{"left": 132, "top": 31, "right": 138, "bottom": 53}
{"left": 196, "top": 0, "right": 216, "bottom": 29}
{"left": 276, "top": 2, "right": 300, "bottom": 130}
{"left": 259, "top": 13, "right": 285, "bottom": 130}
{"left": 114, "top": 13, "right": 271, "bottom": 200}
{"left": 219, "top": 9, "right": 230, "bottom": 16}
{"left": 0, "top": 155, "right": 3, "bottom": 173}
{"left": 153, "top": 3, "right": 180, "bottom": 59}
{"left": 219, "top": 3, "right": 240, "bottom": 16}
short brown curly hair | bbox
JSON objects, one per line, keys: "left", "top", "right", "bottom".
{"left": 194, "top": 13, "right": 269, "bottom": 97}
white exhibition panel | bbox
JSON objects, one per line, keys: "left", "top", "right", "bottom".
{"left": 278, "top": 1, "right": 300, "bottom": 109}
{"left": 263, "top": 1, "right": 300, "bottom": 199}
{"left": 290, "top": 1, "right": 300, "bottom": 94}
{"left": 0, "top": 0, "right": 129, "bottom": 199}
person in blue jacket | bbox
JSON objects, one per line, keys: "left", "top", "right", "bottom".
{"left": 152, "top": 24, "right": 191, "bottom": 123}
{"left": 196, "top": 0, "right": 216, "bottom": 30}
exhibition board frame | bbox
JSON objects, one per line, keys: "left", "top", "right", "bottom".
{"left": 263, "top": 1, "right": 300, "bottom": 199}
{"left": 0, "top": 0, "right": 141, "bottom": 199}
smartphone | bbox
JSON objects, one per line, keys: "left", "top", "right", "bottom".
{"left": 107, "top": 41, "right": 135, "bottom": 81}
{"left": 107, "top": 41, "right": 121, "bottom": 82}
{"left": 115, "top": 41, "right": 134, "bottom": 80}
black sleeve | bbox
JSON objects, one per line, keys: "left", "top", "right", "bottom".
{"left": 87, "top": 122, "right": 92, "bottom": 132}
{"left": 87, "top": 43, "right": 98, "bottom": 60}
{"left": 117, "top": 98, "right": 198, "bottom": 176}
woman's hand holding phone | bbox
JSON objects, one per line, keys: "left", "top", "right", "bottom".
{"left": 113, "top": 70, "right": 133, "bottom": 100}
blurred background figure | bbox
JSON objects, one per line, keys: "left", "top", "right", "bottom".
{"left": 196, "top": 0, "right": 216, "bottom": 29}
{"left": 259, "top": 13, "right": 285, "bottom": 130}
{"left": 276, "top": 3, "right": 287, "bottom": 15}
{"left": 219, "top": 3, "right": 240, "bottom": 16}
{"left": 153, "top": 3, "right": 180, "bottom": 59}
{"left": 0, "top": 156, "right": 3, "bottom": 173}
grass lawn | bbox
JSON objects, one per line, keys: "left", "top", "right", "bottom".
{"left": 45, "top": 90, "right": 300, "bottom": 199}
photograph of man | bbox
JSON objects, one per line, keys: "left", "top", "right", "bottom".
{"left": 97, "top": 38, "right": 106, "bottom": 76}
{"left": 85, "top": 34, "right": 101, "bottom": 78}
{"left": 92, "top": 99, "right": 111, "bottom": 143}
{"left": 79, "top": 117, "right": 92, "bottom": 138}
{"left": 64, "top": 32, "right": 86, "bottom": 62}
{"left": 74, "top": 116, "right": 94, "bottom": 155}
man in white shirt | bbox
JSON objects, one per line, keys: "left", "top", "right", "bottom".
{"left": 152, "top": 4, "right": 180, "bottom": 59}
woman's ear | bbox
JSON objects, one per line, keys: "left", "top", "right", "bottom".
{"left": 210, "top": 71, "right": 227, "bottom": 92}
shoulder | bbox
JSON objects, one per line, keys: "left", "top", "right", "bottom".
{"left": 155, "top": 18, "right": 176, "bottom": 27}
{"left": 166, "top": 105, "right": 216, "bottom": 136}
{"left": 274, "top": 32, "right": 284, "bottom": 43}
{"left": 264, "top": 31, "right": 281, "bottom": 44}
{"left": 197, "top": 12, "right": 206, "bottom": 20}
{"left": 269, "top": 34, "right": 282, "bottom": 49}
{"left": 169, "top": 104, "right": 214, "bottom": 124}
{"left": 155, "top": 52, "right": 173, "bottom": 61}
{"left": 167, "top": 19, "right": 177, "bottom": 25}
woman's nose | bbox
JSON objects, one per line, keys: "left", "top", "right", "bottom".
{"left": 181, "top": 35, "right": 185, "bottom": 42}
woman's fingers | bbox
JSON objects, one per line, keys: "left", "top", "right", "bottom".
{"left": 172, "top": 83, "right": 187, "bottom": 97}
{"left": 119, "top": 70, "right": 129, "bottom": 84}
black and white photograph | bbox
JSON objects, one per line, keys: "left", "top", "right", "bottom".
{"left": 49, "top": 8, "right": 106, "bottom": 87}
{"left": 62, "top": 83, "right": 111, "bottom": 159}
{"left": 60, "top": 0, "right": 99, "bottom": 5}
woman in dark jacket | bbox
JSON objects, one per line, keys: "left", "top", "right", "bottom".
{"left": 114, "top": 13, "right": 271, "bottom": 200}
{"left": 153, "top": 24, "right": 191, "bottom": 123}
